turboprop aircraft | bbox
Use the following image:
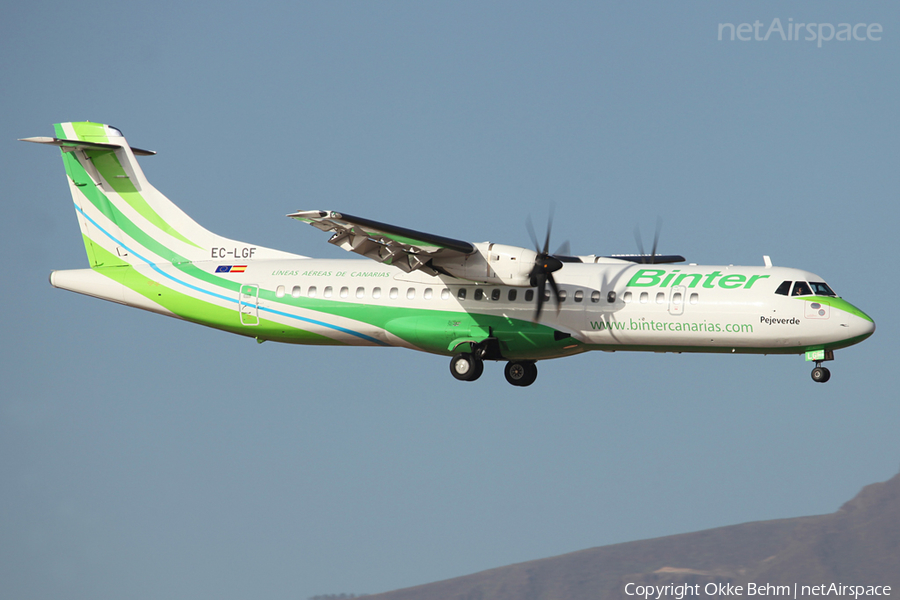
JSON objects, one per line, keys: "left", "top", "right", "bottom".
{"left": 22, "top": 122, "right": 875, "bottom": 386}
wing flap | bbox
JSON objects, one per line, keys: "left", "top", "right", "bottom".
{"left": 288, "top": 210, "right": 475, "bottom": 273}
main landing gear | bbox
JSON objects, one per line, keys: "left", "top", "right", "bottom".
{"left": 449, "top": 352, "right": 484, "bottom": 382}
{"left": 449, "top": 351, "right": 539, "bottom": 387}
{"left": 504, "top": 361, "right": 538, "bottom": 387}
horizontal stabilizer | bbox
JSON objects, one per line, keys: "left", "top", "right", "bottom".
{"left": 19, "top": 136, "right": 156, "bottom": 156}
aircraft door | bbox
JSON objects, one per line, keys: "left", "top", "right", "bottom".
{"left": 668, "top": 285, "right": 685, "bottom": 316}
{"left": 239, "top": 284, "right": 260, "bottom": 326}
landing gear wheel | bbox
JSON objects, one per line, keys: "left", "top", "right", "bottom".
{"left": 450, "top": 353, "right": 483, "bottom": 382}
{"left": 811, "top": 366, "right": 831, "bottom": 383}
{"left": 504, "top": 361, "right": 538, "bottom": 387}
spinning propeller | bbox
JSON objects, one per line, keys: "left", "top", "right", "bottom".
{"left": 524, "top": 211, "right": 671, "bottom": 321}
{"left": 526, "top": 212, "right": 567, "bottom": 322}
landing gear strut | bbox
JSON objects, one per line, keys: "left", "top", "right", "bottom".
{"left": 504, "top": 361, "right": 538, "bottom": 387}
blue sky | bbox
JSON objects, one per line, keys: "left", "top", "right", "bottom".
{"left": 2, "top": 2, "right": 899, "bottom": 598}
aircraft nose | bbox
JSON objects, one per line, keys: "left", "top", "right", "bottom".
{"left": 849, "top": 304, "right": 875, "bottom": 340}
{"left": 860, "top": 314, "right": 876, "bottom": 338}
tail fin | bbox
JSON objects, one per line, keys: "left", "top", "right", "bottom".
{"left": 22, "top": 122, "right": 299, "bottom": 268}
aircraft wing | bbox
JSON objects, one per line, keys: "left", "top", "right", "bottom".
{"left": 605, "top": 254, "right": 686, "bottom": 264}
{"left": 288, "top": 210, "right": 476, "bottom": 274}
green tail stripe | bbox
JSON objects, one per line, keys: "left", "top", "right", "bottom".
{"left": 56, "top": 122, "right": 200, "bottom": 249}
{"left": 66, "top": 155, "right": 247, "bottom": 296}
{"left": 63, "top": 151, "right": 187, "bottom": 264}
{"left": 85, "top": 149, "right": 200, "bottom": 248}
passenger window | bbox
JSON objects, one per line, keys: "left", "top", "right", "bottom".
{"left": 407, "top": 288, "right": 416, "bottom": 300}
{"left": 323, "top": 286, "right": 333, "bottom": 298}
{"left": 474, "top": 288, "right": 484, "bottom": 301}
{"left": 558, "top": 290, "right": 567, "bottom": 302}
{"left": 591, "top": 291, "right": 601, "bottom": 303}
{"left": 607, "top": 291, "right": 616, "bottom": 303}
{"left": 810, "top": 282, "right": 836, "bottom": 297}
{"left": 656, "top": 292, "right": 665, "bottom": 304}
{"left": 308, "top": 286, "right": 317, "bottom": 298}
{"left": 574, "top": 290, "right": 583, "bottom": 303}
{"left": 457, "top": 288, "right": 467, "bottom": 300}
{"left": 690, "top": 293, "right": 699, "bottom": 305}
{"left": 441, "top": 288, "right": 450, "bottom": 300}
{"left": 340, "top": 286, "right": 349, "bottom": 298}
{"left": 775, "top": 280, "right": 792, "bottom": 296}
{"left": 292, "top": 286, "right": 302, "bottom": 298}
{"left": 508, "top": 289, "right": 518, "bottom": 301}
{"left": 373, "top": 287, "right": 382, "bottom": 299}
{"left": 424, "top": 288, "right": 433, "bottom": 300}
{"left": 525, "top": 289, "right": 534, "bottom": 302}
{"left": 792, "top": 281, "right": 812, "bottom": 296}
{"left": 390, "top": 287, "right": 399, "bottom": 299}
{"left": 673, "top": 292, "right": 682, "bottom": 304}
{"left": 491, "top": 289, "right": 501, "bottom": 301}
{"left": 640, "top": 292, "right": 648, "bottom": 304}
{"left": 356, "top": 287, "right": 365, "bottom": 299}
{"left": 622, "top": 291, "right": 631, "bottom": 303}
{"left": 543, "top": 289, "right": 551, "bottom": 301}
{"left": 276, "top": 285, "right": 285, "bottom": 298}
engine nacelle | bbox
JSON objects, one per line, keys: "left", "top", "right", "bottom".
{"left": 433, "top": 242, "right": 536, "bottom": 287}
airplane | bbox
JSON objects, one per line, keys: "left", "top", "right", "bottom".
{"left": 22, "top": 122, "right": 875, "bottom": 386}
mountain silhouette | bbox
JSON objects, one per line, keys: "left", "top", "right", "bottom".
{"left": 360, "top": 470, "right": 900, "bottom": 599}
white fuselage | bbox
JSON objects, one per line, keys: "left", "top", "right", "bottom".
{"left": 52, "top": 256, "right": 870, "bottom": 358}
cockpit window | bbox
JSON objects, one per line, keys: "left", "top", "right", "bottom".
{"left": 810, "top": 281, "right": 836, "bottom": 297}
{"left": 775, "top": 281, "right": 791, "bottom": 296}
{"left": 791, "top": 281, "right": 812, "bottom": 296}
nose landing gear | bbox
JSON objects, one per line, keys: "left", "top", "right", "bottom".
{"left": 811, "top": 364, "right": 831, "bottom": 383}
{"left": 807, "top": 349, "right": 834, "bottom": 383}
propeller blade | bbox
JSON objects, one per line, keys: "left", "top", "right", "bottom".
{"left": 527, "top": 206, "right": 564, "bottom": 322}
{"left": 555, "top": 240, "right": 571, "bottom": 256}
{"left": 633, "top": 226, "right": 646, "bottom": 263}
{"left": 533, "top": 274, "right": 546, "bottom": 321}
{"left": 650, "top": 217, "right": 662, "bottom": 263}
{"left": 634, "top": 218, "right": 664, "bottom": 264}
{"left": 543, "top": 206, "right": 555, "bottom": 255}
{"left": 526, "top": 216, "right": 538, "bottom": 252}
{"left": 547, "top": 274, "right": 562, "bottom": 312}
